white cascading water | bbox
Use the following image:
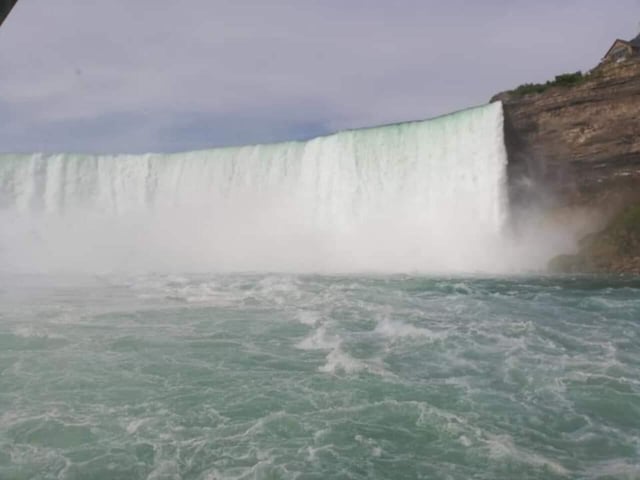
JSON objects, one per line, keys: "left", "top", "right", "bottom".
{"left": 0, "top": 102, "right": 511, "bottom": 273}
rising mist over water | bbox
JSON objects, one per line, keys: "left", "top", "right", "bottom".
{"left": 0, "top": 102, "right": 572, "bottom": 274}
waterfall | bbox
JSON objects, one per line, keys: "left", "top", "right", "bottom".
{"left": 0, "top": 102, "right": 508, "bottom": 273}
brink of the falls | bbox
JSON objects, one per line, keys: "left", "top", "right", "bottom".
{"left": 0, "top": 102, "right": 539, "bottom": 274}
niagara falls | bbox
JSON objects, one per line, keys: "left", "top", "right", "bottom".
{"left": 1, "top": 2, "right": 640, "bottom": 480}
{"left": 1, "top": 103, "right": 517, "bottom": 274}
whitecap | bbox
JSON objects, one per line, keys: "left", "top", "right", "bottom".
{"left": 485, "top": 434, "right": 569, "bottom": 476}
{"left": 319, "top": 348, "right": 365, "bottom": 374}
{"left": 296, "top": 326, "right": 339, "bottom": 351}
{"left": 374, "top": 317, "right": 441, "bottom": 340}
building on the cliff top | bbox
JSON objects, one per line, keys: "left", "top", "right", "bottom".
{"left": 601, "top": 33, "right": 640, "bottom": 64}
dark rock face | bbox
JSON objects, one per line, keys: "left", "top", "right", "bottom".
{"left": 492, "top": 57, "right": 640, "bottom": 273}
{"left": 493, "top": 58, "right": 640, "bottom": 212}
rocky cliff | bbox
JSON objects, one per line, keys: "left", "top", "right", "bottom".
{"left": 493, "top": 57, "right": 640, "bottom": 210}
{"left": 492, "top": 57, "right": 640, "bottom": 273}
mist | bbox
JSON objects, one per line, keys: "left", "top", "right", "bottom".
{"left": 0, "top": 103, "right": 577, "bottom": 275}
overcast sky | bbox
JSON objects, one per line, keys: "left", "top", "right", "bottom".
{"left": 1, "top": 0, "right": 639, "bottom": 153}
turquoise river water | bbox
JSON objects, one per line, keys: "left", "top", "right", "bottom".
{"left": 1, "top": 273, "right": 639, "bottom": 479}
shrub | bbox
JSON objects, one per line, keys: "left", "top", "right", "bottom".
{"left": 553, "top": 72, "right": 584, "bottom": 86}
{"left": 510, "top": 71, "right": 586, "bottom": 96}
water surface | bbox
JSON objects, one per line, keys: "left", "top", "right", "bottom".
{"left": 1, "top": 274, "right": 639, "bottom": 479}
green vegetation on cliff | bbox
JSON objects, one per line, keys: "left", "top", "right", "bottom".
{"left": 510, "top": 71, "right": 587, "bottom": 97}
{"left": 549, "top": 204, "right": 640, "bottom": 274}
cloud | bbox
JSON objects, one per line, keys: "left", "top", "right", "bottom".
{"left": 0, "top": 0, "right": 639, "bottom": 152}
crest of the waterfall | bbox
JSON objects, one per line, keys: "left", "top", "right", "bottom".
{"left": 0, "top": 102, "right": 511, "bottom": 273}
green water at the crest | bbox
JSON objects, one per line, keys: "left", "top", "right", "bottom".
{"left": 1, "top": 274, "right": 639, "bottom": 479}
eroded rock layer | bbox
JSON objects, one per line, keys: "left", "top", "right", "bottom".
{"left": 493, "top": 58, "right": 640, "bottom": 212}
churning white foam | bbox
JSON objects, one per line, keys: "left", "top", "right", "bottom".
{"left": 0, "top": 102, "right": 517, "bottom": 274}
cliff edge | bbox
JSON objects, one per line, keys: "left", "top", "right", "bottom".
{"left": 492, "top": 57, "right": 640, "bottom": 273}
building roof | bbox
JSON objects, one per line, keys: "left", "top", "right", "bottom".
{"left": 600, "top": 34, "right": 640, "bottom": 64}
{"left": 603, "top": 39, "right": 633, "bottom": 59}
